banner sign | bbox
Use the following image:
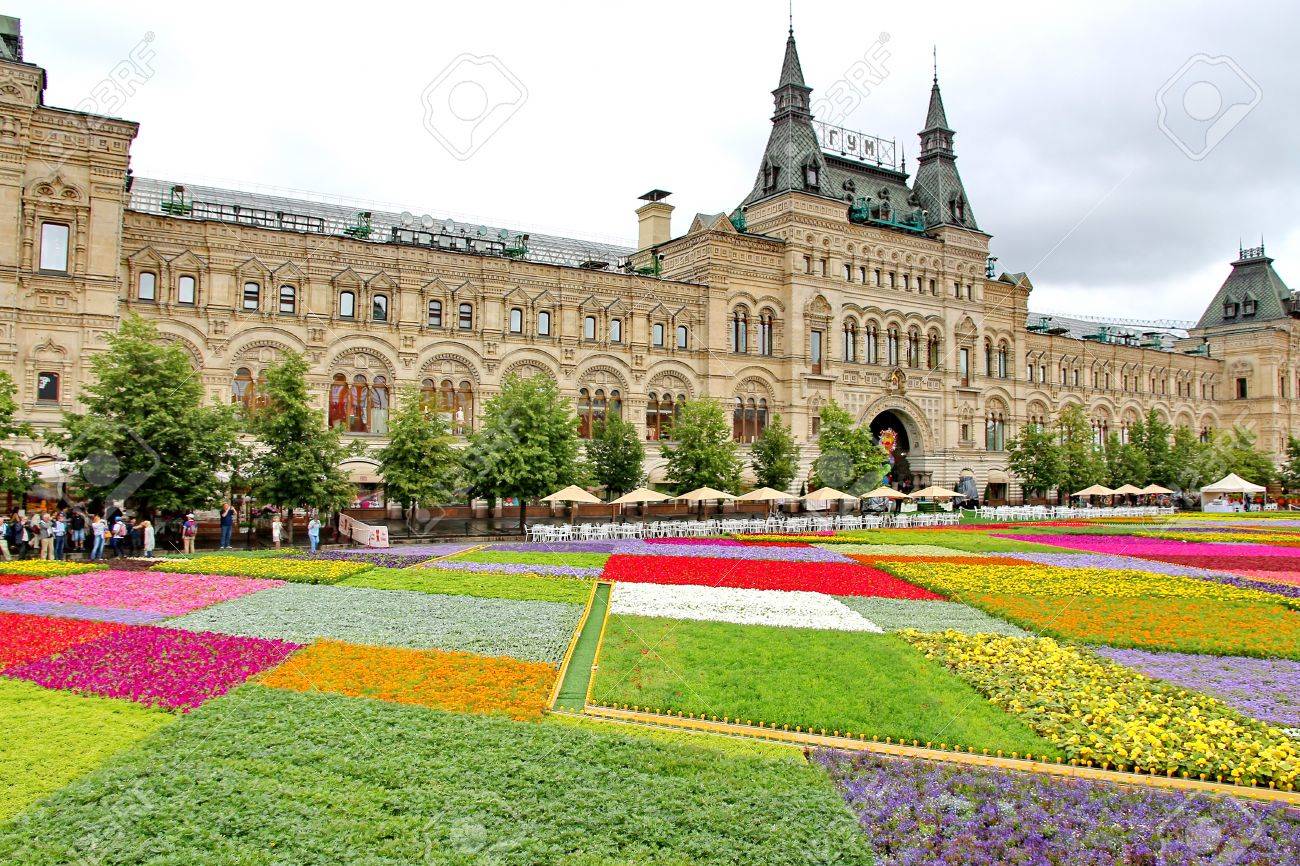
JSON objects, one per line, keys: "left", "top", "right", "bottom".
{"left": 337, "top": 512, "right": 389, "bottom": 548}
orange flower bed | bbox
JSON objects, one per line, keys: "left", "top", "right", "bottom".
{"left": 848, "top": 554, "right": 1029, "bottom": 567}
{"left": 259, "top": 640, "right": 557, "bottom": 720}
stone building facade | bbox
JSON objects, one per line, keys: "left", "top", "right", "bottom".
{"left": 1, "top": 20, "right": 1294, "bottom": 505}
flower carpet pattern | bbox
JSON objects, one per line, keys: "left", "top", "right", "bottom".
{"left": 165, "top": 584, "right": 582, "bottom": 663}
{"left": 153, "top": 555, "right": 371, "bottom": 584}
{"left": 0, "top": 612, "right": 126, "bottom": 670}
{"left": 903, "top": 631, "right": 1299, "bottom": 786}
{"left": 818, "top": 750, "right": 1300, "bottom": 866}
{"left": 260, "top": 639, "right": 557, "bottom": 720}
{"left": 602, "top": 554, "right": 944, "bottom": 599}
{"left": 1001, "top": 533, "right": 1300, "bottom": 558}
{"left": 3, "top": 624, "right": 301, "bottom": 711}
{"left": 0, "top": 574, "right": 42, "bottom": 586}
{"left": 0, "top": 569, "right": 283, "bottom": 616}
{"left": 339, "top": 565, "right": 592, "bottom": 604}
{"left": 609, "top": 582, "right": 882, "bottom": 632}
{"left": 421, "top": 559, "right": 602, "bottom": 578}
{"left": 0, "top": 598, "right": 164, "bottom": 625}
{"left": 833, "top": 597, "right": 1028, "bottom": 636}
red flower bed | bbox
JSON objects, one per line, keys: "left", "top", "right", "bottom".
{"left": 602, "top": 554, "right": 945, "bottom": 599}
{"left": 0, "top": 612, "right": 127, "bottom": 671}
{"left": 1137, "top": 553, "right": 1300, "bottom": 572}
{"left": 0, "top": 574, "right": 42, "bottom": 586}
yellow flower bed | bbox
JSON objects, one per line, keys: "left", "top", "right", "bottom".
{"left": 1135, "top": 530, "right": 1300, "bottom": 547}
{"left": 882, "top": 561, "right": 1292, "bottom": 606}
{"left": 0, "top": 561, "right": 104, "bottom": 577}
{"left": 152, "top": 556, "right": 368, "bottom": 585}
{"left": 903, "top": 631, "right": 1299, "bottom": 787}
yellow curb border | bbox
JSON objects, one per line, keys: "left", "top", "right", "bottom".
{"left": 548, "top": 579, "right": 601, "bottom": 709}
{"left": 580, "top": 705, "right": 1300, "bottom": 805}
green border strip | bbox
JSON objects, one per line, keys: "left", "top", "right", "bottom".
{"left": 552, "top": 580, "right": 611, "bottom": 711}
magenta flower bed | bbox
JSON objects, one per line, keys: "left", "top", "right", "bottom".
{"left": 0, "top": 569, "right": 283, "bottom": 616}
{"left": 999, "top": 534, "right": 1300, "bottom": 558}
{"left": 3, "top": 625, "right": 301, "bottom": 711}
{"left": 643, "top": 537, "right": 746, "bottom": 546}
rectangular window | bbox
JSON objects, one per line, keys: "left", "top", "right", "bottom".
{"left": 428, "top": 301, "right": 442, "bottom": 327}
{"left": 803, "top": 256, "right": 812, "bottom": 273}
{"left": 810, "top": 329, "right": 823, "bottom": 374}
{"left": 178, "top": 275, "right": 196, "bottom": 305}
{"left": 1236, "top": 377, "right": 1248, "bottom": 399}
{"left": 279, "top": 285, "right": 296, "bottom": 314}
{"left": 458, "top": 304, "right": 473, "bottom": 330}
{"left": 138, "top": 272, "right": 156, "bottom": 301}
{"left": 242, "top": 281, "right": 259, "bottom": 310}
{"left": 958, "top": 348, "right": 969, "bottom": 386}
{"left": 929, "top": 279, "right": 936, "bottom": 295}
{"left": 39, "top": 223, "right": 70, "bottom": 272}
{"left": 36, "top": 371, "right": 60, "bottom": 402}
{"left": 609, "top": 318, "right": 621, "bottom": 343}
{"left": 874, "top": 269, "right": 882, "bottom": 286}
{"left": 652, "top": 323, "right": 665, "bottom": 347}
{"left": 583, "top": 316, "right": 596, "bottom": 341}
{"left": 538, "top": 310, "right": 551, "bottom": 336}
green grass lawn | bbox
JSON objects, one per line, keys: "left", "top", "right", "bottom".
{"left": 820, "top": 529, "right": 1072, "bottom": 553}
{"left": 341, "top": 566, "right": 592, "bottom": 605}
{"left": 591, "top": 614, "right": 1057, "bottom": 756}
{"left": 0, "top": 686, "right": 872, "bottom": 865}
{"left": 0, "top": 680, "right": 173, "bottom": 822}
{"left": 452, "top": 550, "right": 610, "bottom": 568}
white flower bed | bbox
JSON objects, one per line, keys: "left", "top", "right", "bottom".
{"left": 610, "top": 582, "right": 881, "bottom": 632}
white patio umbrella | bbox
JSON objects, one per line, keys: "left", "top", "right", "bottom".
{"left": 678, "top": 486, "right": 735, "bottom": 519}
{"left": 801, "top": 487, "right": 858, "bottom": 502}
{"left": 736, "top": 486, "right": 795, "bottom": 502}
{"left": 908, "top": 485, "right": 961, "bottom": 499}
{"left": 861, "top": 485, "right": 909, "bottom": 500}
{"left": 1073, "top": 484, "right": 1116, "bottom": 498}
{"left": 609, "top": 486, "right": 672, "bottom": 522}
{"left": 1140, "top": 483, "right": 1173, "bottom": 495}
{"left": 1111, "top": 483, "right": 1145, "bottom": 496}
{"left": 541, "top": 485, "right": 602, "bottom": 504}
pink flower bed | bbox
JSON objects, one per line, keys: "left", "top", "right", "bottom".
{"left": 1226, "top": 569, "right": 1300, "bottom": 587}
{"left": 0, "top": 569, "right": 282, "bottom": 616}
{"left": 643, "top": 537, "right": 745, "bottom": 546}
{"left": 998, "top": 534, "right": 1300, "bottom": 558}
{"left": 3, "top": 625, "right": 301, "bottom": 711}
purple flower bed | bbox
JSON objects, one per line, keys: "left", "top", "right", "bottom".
{"left": 488, "top": 541, "right": 623, "bottom": 554}
{"left": 1093, "top": 647, "right": 1300, "bottom": 728}
{"left": 608, "top": 540, "right": 853, "bottom": 562}
{"left": 0, "top": 597, "right": 164, "bottom": 626}
{"left": 1004, "top": 551, "right": 1300, "bottom": 601}
{"left": 3, "top": 625, "right": 301, "bottom": 711}
{"left": 817, "top": 750, "right": 1300, "bottom": 865}
{"left": 643, "top": 537, "right": 746, "bottom": 546}
{"left": 420, "top": 560, "right": 603, "bottom": 578}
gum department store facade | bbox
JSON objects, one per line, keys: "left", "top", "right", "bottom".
{"left": 4, "top": 22, "right": 1298, "bottom": 506}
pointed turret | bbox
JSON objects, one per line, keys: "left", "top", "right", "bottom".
{"left": 912, "top": 71, "right": 978, "bottom": 230}
{"left": 742, "top": 29, "right": 823, "bottom": 207}
{"left": 778, "top": 28, "right": 805, "bottom": 89}
{"left": 1195, "top": 244, "right": 1295, "bottom": 329}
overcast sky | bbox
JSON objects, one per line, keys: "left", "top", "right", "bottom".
{"left": 21, "top": 0, "right": 1298, "bottom": 323}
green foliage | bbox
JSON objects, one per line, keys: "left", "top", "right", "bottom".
{"left": 541, "top": 714, "right": 803, "bottom": 763}
{"left": 1006, "top": 422, "right": 1061, "bottom": 497}
{"left": 593, "top": 615, "right": 1057, "bottom": 756}
{"left": 1102, "top": 433, "right": 1149, "bottom": 489}
{"left": 811, "top": 400, "right": 888, "bottom": 494}
{"left": 1207, "top": 426, "right": 1276, "bottom": 487}
{"left": 451, "top": 550, "right": 609, "bottom": 568}
{"left": 0, "top": 679, "right": 171, "bottom": 822}
{"left": 750, "top": 413, "right": 799, "bottom": 491}
{"left": 1055, "top": 403, "right": 1103, "bottom": 497}
{"left": 376, "top": 389, "right": 462, "bottom": 512}
{"left": 0, "top": 686, "right": 873, "bottom": 865}
{"left": 1131, "top": 409, "right": 1174, "bottom": 486}
{"left": 0, "top": 371, "right": 35, "bottom": 495}
{"left": 1169, "top": 425, "right": 1214, "bottom": 491}
{"left": 662, "top": 400, "right": 743, "bottom": 494}
{"left": 585, "top": 414, "right": 644, "bottom": 499}
{"left": 1282, "top": 436, "right": 1300, "bottom": 492}
{"left": 48, "top": 315, "right": 241, "bottom": 515}
{"left": 465, "top": 374, "right": 584, "bottom": 531}
{"left": 340, "top": 566, "right": 592, "bottom": 605}
{"left": 247, "top": 352, "right": 358, "bottom": 515}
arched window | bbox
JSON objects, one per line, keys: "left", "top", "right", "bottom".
{"left": 610, "top": 389, "right": 622, "bottom": 419}
{"left": 420, "top": 378, "right": 438, "bottom": 409}
{"left": 538, "top": 310, "right": 551, "bottom": 335}
{"left": 610, "top": 318, "right": 622, "bottom": 343}
{"left": 731, "top": 309, "right": 749, "bottom": 353}
{"left": 232, "top": 367, "right": 255, "bottom": 410}
{"left": 370, "top": 376, "right": 390, "bottom": 435}
{"left": 732, "top": 396, "right": 769, "bottom": 443}
{"left": 886, "top": 328, "right": 899, "bottom": 366}
{"left": 983, "top": 339, "right": 993, "bottom": 377}
{"left": 138, "top": 272, "right": 156, "bottom": 301}
{"left": 842, "top": 320, "right": 857, "bottom": 362}
{"left": 907, "top": 327, "right": 920, "bottom": 368}
{"left": 927, "top": 332, "right": 941, "bottom": 370}
{"left": 372, "top": 294, "right": 388, "bottom": 322}
{"left": 178, "top": 275, "right": 196, "bottom": 305}
{"left": 339, "top": 291, "right": 356, "bottom": 318}
{"left": 428, "top": 300, "right": 442, "bottom": 327}
{"left": 279, "top": 285, "right": 296, "bottom": 315}
{"left": 242, "top": 281, "right": 259, "bottom": 311}
{"left": 455, "top": 381, "right": 474, "bottom": 434}
{"left": 458, "top": 303, "right": 474, "bottom": 330}
{"left": 578, "top": 388, "right": 593, "bottom": 438}
{"left": 865, "top": 324, "right": 878, "bottom": 364}
{"left": 759, "top": 312, "right": 775, "bottom": 356}
{"left": 509, "top": 307, "right": 523, "bottom": 334}
{"left": 646, "top": 392, "right": 677, "bottom": 441}
{"left": 645, "top": 392, "right": 659, "bottom": 441}
{"left": 652, "top": 323, "right": 665, "bottom": 347}
{"left": 985, "top": 409, "right": 1006, "bottom": 451}
{"left": 676, "top": 325, "right": 689, "bottom": 349}
{"left": 351, "top": 374, "right": 372, "bottom": 433}
{"left": 583, "top": 316, "right": 596, "bottom": 341}
{"left": 328, "top": 373, "right": 350, "bottom": 428}
{"left": 997, "top": 341, "right": 1008, "bottom": 378}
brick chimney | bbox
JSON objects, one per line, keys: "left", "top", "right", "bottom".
{"left": 636, "top": 189, "right": 673, "bottom": 250}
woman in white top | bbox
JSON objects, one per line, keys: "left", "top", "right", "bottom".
{"left": 140, "top": 520, "right": 155, "bottom": 558}
{"left": 271, "top": 513, "right": 283, "bottom": 549}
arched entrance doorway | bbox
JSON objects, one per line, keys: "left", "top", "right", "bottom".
{"left": 869, "top": 410, "right": 914, "bottom": 491}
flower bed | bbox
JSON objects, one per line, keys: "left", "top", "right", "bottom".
{"left": 0, "top": 560, "right": 103, "bottom": 577}
{"left": 823, "top": 543, "right": 980, "bottom": 557}
{"left": 606, "top": 541, "right": 854, "bottom": 562}
{"left": 0, "top": 569, "right": 283, "bottom": 616}
{"left": 817, "top": 750, "right": 1300, "bottom": 865}
{"left": 487, "top": 541, "right": 623, "bottom": 554}
{"left": 0, "top": 574, "right": 42, "bottom": 586}
{"left": 609, "top": 582, "right": 881, "bottom": 632}
{"left": 770, "top": 530, "right": 1069, "bottom": 553}
{"left": 1229, "top": 568, "right": 1300, "bottom": 587}
{"left": 4, "top": 625, "right": 301, "bottom": 711}
{"left": 0, "top": 679, "right": 172, "bottom": 822}
{"left": 152, "top": 555, "right": 370, "bottom": 584}
{"left": 879, "top": 561, "right": 1295, "bottom": 607}
{"left": 259, "top": 639, "right": 556, "bottom": 720}
{"left": 902, "top": 631, "right": 1300, "bottom": 786}
{"left": 420, "top": 559, "right": 602, "bottom": 578}
{"left": 0, "top": 612, "right": 127, "bottom": 670}
{"left": 339, "top": 565, "right": 592, "bottom": 605}
{"left": 643, "top": 537, "right": 746, "bottom": 546}
{"left": 1137, "top": 529, "right": 1300, "bottom": 547}
{"left": 165, "top": 584, "right": 582, "bottom": 663}
{"left": 293, "top": 550, "right": 441, "bottom": 568}
{"left": 602, "top": 554, "right": 944, "bottom": 599}
{"left": 1131, "top": 552, "right": 1300, "bottom": 574}
{"left": 450, "top": 550, "right": 611, "bottom": 568}
{"left": 1003, "top": 551, "right": 1300, "bottom": 600}
{"left": 834, "top": 597, "right": 1028, "bottom": 636}
{"left": 0, "top": 598, "right": 164, "bottom": 625}
{"left": 1093, "top": 647, "right": 1300, "bottom": 728}
{"left": 965, "top": 593, "right": 1300, "bottom": 659}
{"left": 1000, "top": 533, "right": 1300, "bottom": 558}
{"left": 849, "top": 553, "right": 1032, "bottom": 566}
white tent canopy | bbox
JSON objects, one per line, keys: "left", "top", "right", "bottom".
{"left": 1141, "top": 483, "right": 1174, "bottom": 495}
{"left": 1111, "top": 484, "right": 1145, "bottom": 496}
{"left": 1201, "top": 473, "right": 1266, "bottom": 494}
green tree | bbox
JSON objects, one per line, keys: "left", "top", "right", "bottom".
{"left": 1006, "top": 422, "right": 1061, "bottom": 500}
{"left": 750, "top": 413, "right": 800, "bottom": 491}
{"left": 1102, "top": 432, "right": 1149, "bottom": 489}
{"left": 1281, "top": 436, "right": 1300, "bottom": 492}
{"left": 662, "top": 399, "right": 743, "bottom": 494}
{"left": 811, "top": 401, "right": 887, "bottom": 494}
{"left": 48, "top": 315, "right": 240, "bottom": 516}
{"left": 465, "top": 374, "right": 584, "bottom": 533}
{"left": 586, "top": 414, "right": 644, "bottom": 499}
{"left": 1131, "top": 409, "right": 1174, "bottom": 486}
{"left": 1209, "top": 426, "right": 1276, "bottom": 486}
{"left": 1169, "top": 425, "right": 1215, "bottom": 492}
{"left": 376, "top": 389, "right": 462, "bottom": 522}
{"left": 0, "top": 371, "right": 35, "bottom": 495}
{"left": 1055, "top": 403, "right": 1104, "bottom": 499}
{"left": 248, "top": 352, "right": 359, "bottom": 534}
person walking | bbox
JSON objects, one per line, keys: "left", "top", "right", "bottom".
{"left": 89, "top": 515, "right": 105, "bottom": 560}
{"left": 307, "top": 513, "right": 321, "bottom": 553}
{"left": 140, "top": 520, "right": 155, "bottom": 558}
{"left": 52, "top": 512, "right": 67, "bottom": 561}
{"left": 271, "top": 512, "right": 283, "bottom": 550}
{"left": 126, "top": 518, "right": 140, "bottom": 557}
{"left": 182, "top": 513, "right": 197, "bottom": 555}
{"left": 219, "top": 502, "right": 235, "bottom": 549}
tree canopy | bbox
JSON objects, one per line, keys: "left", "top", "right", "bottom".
{"left": 811, "top": 401, "right": 887, "bottom": 494}
{"left": 376, "top": 389, "right": 462, "bottom": 517}
{"left": 0, "top": 371, "right": 35, "bottom": 496}
{"left": 1006, "top": 422, "right": 1062, "bottom": 498}
{"left": 662, "top": 399, "right": 743, "bottom": 494}
{"left": 586, "top": 414, "right": 644, "bottom": 500}
{"left": 1055, "top": 403, "right": 1104, "bottom": 497}
{"left": 750, "top": 413, "right": 800, "bottom": 491}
